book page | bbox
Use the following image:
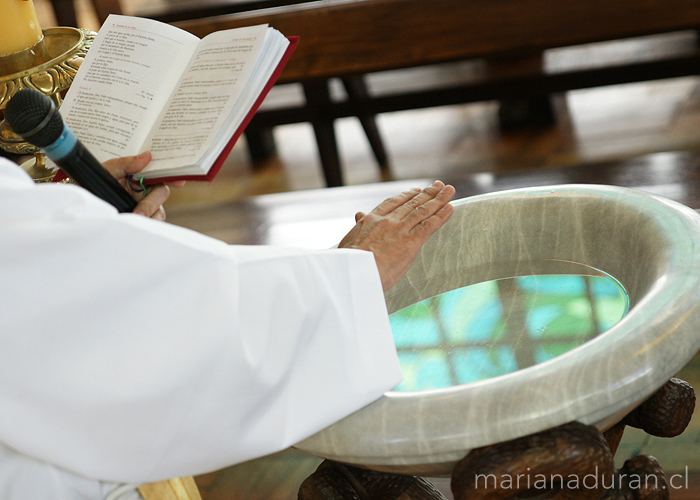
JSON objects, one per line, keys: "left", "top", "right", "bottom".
{"left": 139, "top": 24, "right": 269, "bottom": 171}
{"left": 60, "top": 15, "right": 200, "bottom": 162}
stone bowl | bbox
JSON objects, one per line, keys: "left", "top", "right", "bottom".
{"left": 296, "top": 184, "right": 700, "bottom": 476}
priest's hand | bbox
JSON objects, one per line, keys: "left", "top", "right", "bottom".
{"left": 102, "top": 151, "right": 185, "bottom": 221}
{"left": 338, "top": 180, "right": 455, "bottom": 291}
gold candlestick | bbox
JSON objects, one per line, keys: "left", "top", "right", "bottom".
{"left": 0, "top": 0, "right": 95, "bottom": 181}
{"left": 0, "top": 37, "right": 50, "bottom": 76}
{"left": 0, "top": 27, "right": 95, "bottom": 181}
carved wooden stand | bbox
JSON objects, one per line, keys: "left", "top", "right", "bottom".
{"left": 298, "top": 378, "right": 695, "bottom": 500}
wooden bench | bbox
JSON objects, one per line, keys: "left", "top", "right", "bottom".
{"left": 168, "top": 0, "right": 700, "bottom": 186}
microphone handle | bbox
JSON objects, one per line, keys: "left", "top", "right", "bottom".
{"left": 55, "top": 143, "right": 138, "bottom": 213}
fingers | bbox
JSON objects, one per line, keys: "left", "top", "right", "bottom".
{"left": 370, "top": 187, "right": 422, "bottom": 216}
{"left": 404, "top": 182, "right": 455, "bottom": 230}
{"left": 133, "top": 184, "right": 170, "bottom": 219}
{"left": 394, "top": 181, "right": 451, "bottom": 221}
{"left": 368, "top": 182, "right": 453, "bottom": 224}
{"left": 102, "top": 151, "right": 152, "bottom": 179}
{"left": 411, "top": 198, "right": 454, "bottom": 241}
{"left": 98, "top": 151, "right": 179, "bottom": 220}
{"left": 373, "top": 181, "right": 455, "bottom": 234}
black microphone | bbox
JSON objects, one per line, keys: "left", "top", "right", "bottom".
{"left": 4, "top": 89, "right": 137, "bottom": 213}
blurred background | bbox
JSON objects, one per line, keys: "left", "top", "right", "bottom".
{"left": 29, "top": 0, "right": 700, "bottom": 206}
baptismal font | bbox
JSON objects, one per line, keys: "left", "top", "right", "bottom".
{"left": 0, "top": 0, "right": 95, "bottom": 181}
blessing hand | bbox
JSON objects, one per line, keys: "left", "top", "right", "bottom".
{"left": 338, "top": 180, "right": 455, "bottom": 291}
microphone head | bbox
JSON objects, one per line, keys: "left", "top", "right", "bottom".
{"left": 4, "top": 88, "right": 64, "bottom": 148}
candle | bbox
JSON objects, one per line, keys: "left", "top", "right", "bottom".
{"left": 0, "top": 0, "right": 43, "bottom": 57}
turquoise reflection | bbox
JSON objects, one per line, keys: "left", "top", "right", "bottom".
{"left": 389, "top": 273, "right": 629, "bottom": 391}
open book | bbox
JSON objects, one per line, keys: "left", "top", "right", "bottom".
{"left": 59, "top": 14, "right": 297, "bottom": 183}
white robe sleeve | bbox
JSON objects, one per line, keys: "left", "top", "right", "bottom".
{"left": 0, "top": 161, "right": 402, "bottom": 484}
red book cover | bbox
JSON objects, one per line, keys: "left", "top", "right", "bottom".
{"left": 143, "top": 35, "right": 299, "bottom": 185}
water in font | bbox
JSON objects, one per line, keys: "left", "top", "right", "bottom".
{"left": 389, "top": 264, "right": 629, "bottom": 391}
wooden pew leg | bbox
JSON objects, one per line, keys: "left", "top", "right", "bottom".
{"left": 341, "top": 76, "right": 391, "bottom": 177}
{"left": 303, "top": 81, "right": 344, "bottom": 187}
{"left": 487, "top": 51, "right": 556, "bottom": 131}
{"left": 49, "top": 0, "right": 79, "bottom": 27}
{"left": 498, "top": 96, "right": 556, "bottom": 131}
{"left": 89, "top": 0, "right": 123, "bottom": 24}
{"left": 244, "top": 126, "right": 277, "bottom": 167}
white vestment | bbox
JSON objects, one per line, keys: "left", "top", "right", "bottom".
{"left": 0, "top": 158, "right": 401, "bottom": 499}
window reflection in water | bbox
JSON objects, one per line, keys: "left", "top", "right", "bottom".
{"left": 389, "top": 271, "right": 629, "bottom": 391}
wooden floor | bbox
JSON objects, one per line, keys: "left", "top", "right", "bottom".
{"left": 29, "top": 2, "right": 700, "bottom": 498}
